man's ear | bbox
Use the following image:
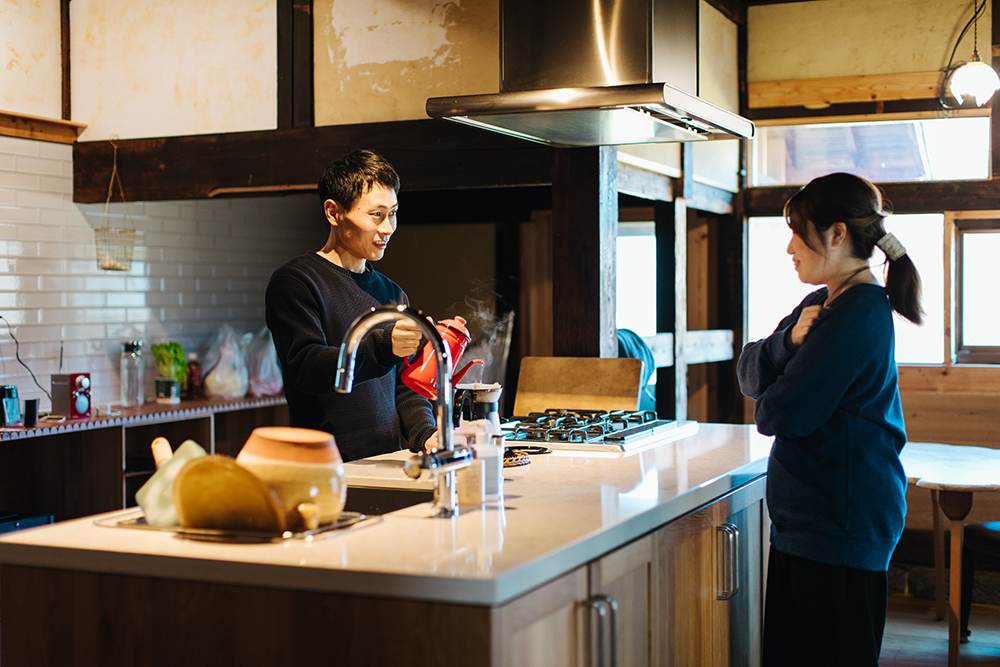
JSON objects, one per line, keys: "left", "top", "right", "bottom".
{"left": 323, "top": 199, "right": 341, "bottom": 226}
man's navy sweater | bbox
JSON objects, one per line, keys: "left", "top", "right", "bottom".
{"left": 737, "top": 283, "right": 907, "bottom": 572}
{"left": 265, "top": 253, "right": 436, "bottom": 462}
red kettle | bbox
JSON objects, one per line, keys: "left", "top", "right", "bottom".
{"left": 401, "top": 316, "right": 483, "bottom": 400}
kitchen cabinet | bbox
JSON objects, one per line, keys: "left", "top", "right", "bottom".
{"left": 0, "top": 423, "right": 772, "bottom": 667}
{"left": 0, "top": 397, "right": 288, "bottom": 523}
{"left": 657, "top": 476, "right": 765, "bottom": 667}
{"left": 497, "top": 476, "right": 765, "bottom": 667}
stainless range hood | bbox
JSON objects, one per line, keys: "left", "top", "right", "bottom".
{"left": 426, "top": 0, "right": 754, "bottom": 147}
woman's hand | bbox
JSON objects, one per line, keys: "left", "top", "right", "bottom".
{"left": 423, "top": 431, "right": 440, "bottom": 453}
{"left": 391, "top": 319, "right": 423, "bottom": 358}
{"left": 790, "top": 305, "right": 824, "bottom": 347}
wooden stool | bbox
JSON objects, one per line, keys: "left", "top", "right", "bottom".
{"left": 960, "top": 521, "right": 1000, "bottom": 641}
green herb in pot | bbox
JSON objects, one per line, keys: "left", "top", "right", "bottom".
{"left": 151, "top": 342, "right": 187, "bottom": 384}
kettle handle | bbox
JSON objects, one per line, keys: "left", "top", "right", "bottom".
{"left": 452, "top": 359, "right": 485, "bottom": 384}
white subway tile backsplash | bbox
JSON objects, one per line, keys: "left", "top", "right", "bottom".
{"left": 13, "top": 257, "right": 66, "bottom": 274}
{"left": 17, "top": 156, "right": 64, "bottom": 177}
{"left": 0, "top": 136, "right": 40, "bottom": 156}
{"left": 16, "top": 189, "right": 61, "bottom": 209}
{"left": 0, "top": 137, "right": 318, "bottom": 407}
{"left": 37, "top": 142, "right": 70, "bottom": 160}
{"left": 0, "top": 205, "right": 40, "bottom": 224}
{"left": 39, "top": 175, "right": 73, "bottom": 194}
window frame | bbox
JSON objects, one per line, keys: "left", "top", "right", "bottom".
{"left": 954, "top": 217, "right": 1000, "bottom": 364}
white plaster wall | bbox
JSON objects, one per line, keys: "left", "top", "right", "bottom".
{"left": 749, "top": 0, "right": 992, "bottom": 81}
{"left": 0, "top": 134, "right": 321, "bottom": 413}
{"left": 70, "top": 0, "right": 277, "bottom": 141}
{"left": 1, "top": 1, "right": 63, "bottom": 118}
{"left": 313, "top": 0, "right": 498, "bottom": 125}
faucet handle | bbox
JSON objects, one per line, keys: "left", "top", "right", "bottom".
{"left": 402, "top": 446, "right": 474, "bottom": 480}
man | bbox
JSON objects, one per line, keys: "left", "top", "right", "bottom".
{"left": 266, "top": 149, "right": 438, "bottom": 461}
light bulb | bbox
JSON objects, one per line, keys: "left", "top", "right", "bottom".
{"left": 949, "top": 58, "right": 1000, "bottom": 107}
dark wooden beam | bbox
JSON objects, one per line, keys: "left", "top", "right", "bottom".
{"left": 654, "top": 199, "right": 687, "bottom": 420}
{"left": 61, "top": 0, "right": 70, "bottom": 121}
{"left": 992, "top": 0, "right": 999, "bottom": 178}
{"left": 72, "top": 120, "right": 556, "bottom": 203}
{"left": 550, "top": 147, "right": 618, "bottom": 358}
{"left": 746, "top": 180, "right": 1000, "bottom": 217}
{"left": 278, "top": 1, "right": 315, "bottom": 129}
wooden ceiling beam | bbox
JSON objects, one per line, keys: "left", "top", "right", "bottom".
{"left": 746, "top": 180, "right": 1000, "bottom": 217}
{"left": 72, "top": 120, "right": 557, "bottom": 203}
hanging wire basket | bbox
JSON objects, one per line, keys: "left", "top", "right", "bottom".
{"left": 95, "top": 136, "right": 136, "bottom": 271}
{"left": 96, "top": 225, "right": 136, "bottom": 271}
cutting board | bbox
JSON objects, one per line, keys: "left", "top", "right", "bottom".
{"left": 512, "top": 357, "right": 643, "bottom": 415}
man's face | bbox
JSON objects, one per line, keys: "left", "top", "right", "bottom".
{"left": 328, "top": 184, "right": 398, "bottom": 269}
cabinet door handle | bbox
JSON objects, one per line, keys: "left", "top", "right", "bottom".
{"left": 716, "top": 523, "right": 740, "bottom": 600}
{"left": 584, "top": 594, "right": 619, "bottom": 667}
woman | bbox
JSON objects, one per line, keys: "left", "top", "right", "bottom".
{"left": 737, "top": 173, "right": 922, "bottom": 666}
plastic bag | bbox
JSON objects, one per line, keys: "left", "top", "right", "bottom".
{"left": 201, "top": 324, "right": 249, "bottom": 399}
{"left": 246, "top": 328, "right": 283, "bottom": 397}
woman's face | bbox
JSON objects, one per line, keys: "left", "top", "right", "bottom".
{"left": 787, "top": 220, "right": 830, "bottom": 286}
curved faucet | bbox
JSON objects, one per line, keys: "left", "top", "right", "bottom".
{"left": 335, "top": 304, "right": 470, "bottom": 517}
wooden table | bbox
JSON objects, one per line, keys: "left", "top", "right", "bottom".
{"left": 899, "top": 442, "right": 1000, "bottom": 667}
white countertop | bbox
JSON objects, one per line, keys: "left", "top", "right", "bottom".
{"left": 0, "top": 423, "right": 771, "bottom": 606}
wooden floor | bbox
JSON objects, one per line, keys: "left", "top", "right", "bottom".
{"left": 881, "top": 595, "right": 1000, "bottom": 666}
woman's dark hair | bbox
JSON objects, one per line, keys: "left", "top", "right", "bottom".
{"left": 318, "top": 148, "right": 401, "bottom": 210}
{"left": 784, "top": 172, "right": 923, "bottom": 325}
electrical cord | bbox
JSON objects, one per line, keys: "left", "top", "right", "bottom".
{"left": 939, "top": 0, "right": 988, "bottom": 113}
{"left": 0, "top": 315, "right": 53, "bottom": 402}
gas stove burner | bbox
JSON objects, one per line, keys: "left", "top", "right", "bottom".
{"left": 505, "top": 408, "right": 676, "bottom": 450}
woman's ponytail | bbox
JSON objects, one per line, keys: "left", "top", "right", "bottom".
{"left": 883, "top": 252, "right": 924, "bottom": 325}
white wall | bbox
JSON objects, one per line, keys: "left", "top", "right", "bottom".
{"left": 313, "top": 0, "right": 499, "bottom": 126}
{"left": 70, "top": 0, "right": 277, "bottom": 140}
{"left": 1, "top": 1, "right": 63, "bottom": 118}
{"left": 748, "top": 0, "right": 992, "bottom": 81}
{"left": 0, "top": 134, "right": 322, "bottom": 414}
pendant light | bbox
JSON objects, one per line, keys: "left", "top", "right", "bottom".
{"left": 947, "top": 0, "right": 1000, "bottom": 107}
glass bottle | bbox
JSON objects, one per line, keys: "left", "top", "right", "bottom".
{"left": 121, "top": 340, "right": 144, "bottom": 407}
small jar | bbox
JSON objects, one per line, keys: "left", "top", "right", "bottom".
{"left": 183, "top": 352, "right": 202, "bottom": 400}
{"left": 121, "top": 340, "right": 145, "bottom": 407}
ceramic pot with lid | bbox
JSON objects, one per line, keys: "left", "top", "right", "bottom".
{"left": 236, "top": 426, "right": 346, "bottom": 531}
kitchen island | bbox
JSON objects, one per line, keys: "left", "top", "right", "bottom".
{"left": 0, "top": 423, "right": 771, "bottom": 667}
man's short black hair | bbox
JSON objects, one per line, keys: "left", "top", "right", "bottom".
{"left": 318, "top": 149, "right": 401, "bottom": 210}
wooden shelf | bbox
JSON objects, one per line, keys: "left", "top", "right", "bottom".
{"left": 0, "top": 396, "right": 288, "bottom": 521}
{"left": 0, "top": 110, "right": 87, "bottom": 144}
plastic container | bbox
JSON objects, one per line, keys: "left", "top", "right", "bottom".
{"left": 121, "top": 340, "right": 145, "bottom": 407}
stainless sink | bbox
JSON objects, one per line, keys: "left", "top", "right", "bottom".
{"left": 343, "top": 486, "right": 434, "bottom": 516}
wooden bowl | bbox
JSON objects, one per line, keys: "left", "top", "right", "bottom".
{"left": 173, "top": 455, "right": 285, "bottom": 533}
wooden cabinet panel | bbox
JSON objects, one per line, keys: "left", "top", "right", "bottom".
{"left": 713, "top": 477, "right": 766, "bottom": 667}
{"left": 655, "top": 503, "right": 716, "bottom": 667}
{"left": 494, "top": 567, "right": 589, "bottom": 667}
{"left": 589, "top": 533, "right": 656, "bottom": 667}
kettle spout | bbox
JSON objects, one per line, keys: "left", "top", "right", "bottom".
{"left": 452, "top": 359, "right": 485, "bottom": 384}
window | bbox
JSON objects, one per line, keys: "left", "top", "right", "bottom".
{"left": 751, "top": 116, "right": 990, "bottom": 187}
{"left": 956, "top": 220, "right": 1000, "bottom": 363}
{"left": 747, "top": 214, "right": 945, "bottom": 365}
{"left": 616, "top": 222, "right": 657, "bottom": 337}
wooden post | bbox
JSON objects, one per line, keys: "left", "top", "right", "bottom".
{"left": 551, "top": 147, "right": 618, "bottom": 359}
